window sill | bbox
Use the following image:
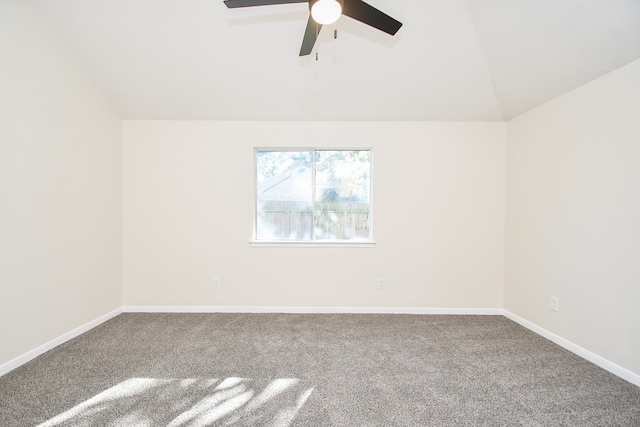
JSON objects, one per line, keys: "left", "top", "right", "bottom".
{"left": 250, "top": 240, "right": 376, "bottom": 248}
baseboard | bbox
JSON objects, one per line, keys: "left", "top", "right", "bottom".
{"left": 0, "top": 307, "right": 123, "bottom": 377}
{"left": 122, "top": 306, "right": 504, "bottom": 315}
{"left": 503, "top": 310, "right": 640, "bottom": 388}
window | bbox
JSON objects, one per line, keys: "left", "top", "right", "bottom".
{"left": 254, "top": 149, "right": 372, "bottom": 244}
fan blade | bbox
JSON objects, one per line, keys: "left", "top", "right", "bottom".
{"left": 300, "top": 15, "right": 322, "bottom": 56}
{"left": 341, "top": 0, "right": 402, "bottom": 35}
{"left": 224, "top": 0, "right": 306, "bottom": 8}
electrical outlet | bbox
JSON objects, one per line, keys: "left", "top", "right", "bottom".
{"left": 212, "top": 278, "right": 220, "bottom": 289}
{"left": 378, "top": 278, "right": 385, "bottom": 290}
{"left": 550, "top": 296, "right": 559, "bottom": 312}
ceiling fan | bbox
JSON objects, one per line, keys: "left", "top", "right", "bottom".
{"left": 223, "top": 0, "right": 402, "bottom": 56}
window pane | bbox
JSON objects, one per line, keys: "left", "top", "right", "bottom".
{"left": 315, "top": 150, "right": 371, "bottom": 240}
{"left": 256, "top": 151, "right": 312, "bottom": 239}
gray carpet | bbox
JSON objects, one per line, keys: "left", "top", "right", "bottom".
{"left": 1, "top": 314, "right": 639, "bottom": 426}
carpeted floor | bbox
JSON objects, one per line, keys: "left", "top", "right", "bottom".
{"left": 0, "top": 313, "right": 639, "bottom": 426}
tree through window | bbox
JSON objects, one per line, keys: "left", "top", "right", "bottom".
{"left": 255, "top": 149, "right": 372, "bottom": 241}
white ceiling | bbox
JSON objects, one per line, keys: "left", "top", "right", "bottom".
{"left": 37, "top": 0, "right": 640, "bottom": 121}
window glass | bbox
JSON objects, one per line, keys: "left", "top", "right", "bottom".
{"left": 256, "top": 151, "right": 312, "bottom": 240}
{"left": 256, "top": 149, "right": 371, "bottom": 242}
{"left": 314, "top": 150, "right": 371, "bottom": 240}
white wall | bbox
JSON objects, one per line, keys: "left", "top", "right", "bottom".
{"left": 123, "top": 121, "right": 506, "bottom": 309}
{"left": 0, "top": 1, "right": 122, "bottom": 366}
{"left": 505, "top": 59, "right": 640, "bottom": 377}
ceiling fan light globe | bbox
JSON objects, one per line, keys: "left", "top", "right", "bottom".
{"left": 311, "top": 0, "right": 342, "bottom": 25}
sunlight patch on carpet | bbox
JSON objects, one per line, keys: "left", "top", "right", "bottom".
{"left": 37, "top": 377, "right": 314, "bottom": 427}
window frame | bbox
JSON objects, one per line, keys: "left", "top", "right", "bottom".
{"left": 251, "top": 147, "right": 375, "bottom": 248}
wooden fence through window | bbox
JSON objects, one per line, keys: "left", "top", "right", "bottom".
{"left": 257, "top": 201, "right": 370, "bottom": 240}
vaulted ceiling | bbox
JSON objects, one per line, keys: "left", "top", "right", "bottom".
{"left": 37, "top": 0, "right": 640, "bottom": 121}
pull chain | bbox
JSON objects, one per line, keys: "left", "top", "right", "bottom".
{"left": 315, "top": 26, "right": 339, "bottom": 61}
{"left": 316, "top": 22, "right": 320, "bottom": 61}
